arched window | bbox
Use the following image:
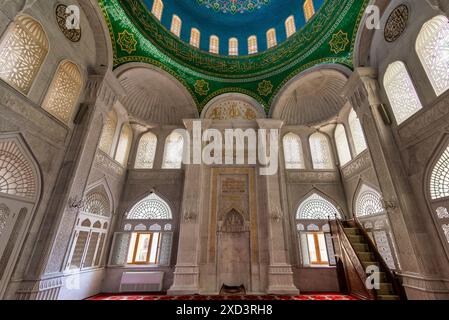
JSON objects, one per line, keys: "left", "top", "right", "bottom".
{"left": 127, "top": 193, "right": 172, "bottom": 220}
{"left": 115, "top": 123, "right": 133, "bottom": 166}
{"left": 283, "top": 133, "right": 305, "bottom": 169}
{"left": 0, "top": 139, "right": 37, "bottom": 199}
{"left": 170, "top": 15, "right": 182, "bottom": 37}
{"left": 348, "top": 109, "right": 367, "bottom": 156}
{"left": 304, "top": 0, "right": 316, "bottom": 22}
{"left": 416, "top": 15, "right": 449, "bottom": 96}
{"left": 285, "top": 16, "right": 296, "bottom": 38}
{"left": 151, "top": 0, "right": 164, "bottom": 21}
{"left": 384, "top": 61, "right": 423, "bottom": 125}
{"left": 309, "top": 132, "right": 333, "bottom": 170}
{"left": 68, "top": 188, "right": 111, "bottom": 270}
{"left": 430, "top": 145, "right": 449, "bottom": 200}
{"left": 229, "top": 38, "right": 238, "bottom": 56}
{"left": 296, "top": 193, "right": 341, "bottom": 220}
{"left": 134, "top": 132, "right": 157, "bottom": 169}
{"left": 266, "top": 28, "right": 277, "bottom": 49}
{"left": 98, "top": 110, "right": 118, "bottom": 156}
{"left": 0, "top": 15, "right": 49, "bottom": 94}
{"left": 355, "top": 185, "right": 384, "bottom": 217}
{"left": 42, "top": 60, "right": 82, "bottom": 124}
{"left": 162, "top": 131, "right": 184, "bottom": 169}
{"left": 334, "top": 124, "right": 352, "bottom": 166}
{"left": 248, "top": 36, "right": 258, "bottom": 55}
{"left": 190, "top": 28, "right": 200, "bottom": 48}
{"left": 210, "top": 35, "right": 219, "bottom": 54}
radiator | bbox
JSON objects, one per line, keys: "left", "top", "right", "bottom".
{"left": 119, "top": 271, "right": 164, "bottom": 293}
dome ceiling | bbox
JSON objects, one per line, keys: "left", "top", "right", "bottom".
{"left": 145, "top": 0, "right": 325, "bottom": 55}
{"left": 100, "top": 0, "right": 369, "bottom": 116}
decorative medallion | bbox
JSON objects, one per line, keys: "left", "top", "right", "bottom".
{"left": 55, "top": 4, "right": 81, "bottom": 42}
{"left": 384, "top": 4, "right": 409, "bottom": 43}
{"left": 258, "top": 80, "right": 273, "bottom": 96}
{"left": 195, "top": 79, "right": 210, "bottom": 96}
{"left": 197, "top": 0, "right": 270, "bottom": 14}
{"left": 117, "top": 30, "right": 138, "bottom": 54}
{"left": 329, "top": 30, "right": 350, "bottom": 54}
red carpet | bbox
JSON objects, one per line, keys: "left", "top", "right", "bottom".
{"left": 88, "top": 293, "right": 357, "bottom": 301}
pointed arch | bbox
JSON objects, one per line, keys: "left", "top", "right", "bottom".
{"left": 296, "top": 191, "right": 341, "bottom": 220}
{"left": 0, "top": 15, "right": 49, "bottom": 94}
{"left": 81, "top": 183, "right": 113, "bottom": 218}
{"left": 429, "top": 140, "right": 449, "bottom": 200}
{"left": 127, "top": 193, "right": 172, "bottom": 220}
{"left": 135, "top": 131, "right": 158, "bottom": 169}
{"left": 354, "top": 183, "right": 384, "bottom": 218}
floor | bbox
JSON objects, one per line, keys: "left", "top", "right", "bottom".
{"left": 88, "top": 293, "right": 358, "bottom": 301}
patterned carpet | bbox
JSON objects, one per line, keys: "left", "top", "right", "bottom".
{"left": 88, "top": 294, "right": 357, "bottom": 301}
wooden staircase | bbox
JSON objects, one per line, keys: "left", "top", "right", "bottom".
{"left": 331, "top": 219, "right": 406, "bottom": 300}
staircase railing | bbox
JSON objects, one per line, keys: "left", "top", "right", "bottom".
{"left": 330, "top": 217, "right": 377, "bottom": 300}
{"left": 351, "top": 218, "right": 407, "bottom": 300}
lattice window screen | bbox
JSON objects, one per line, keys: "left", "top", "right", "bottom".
{"left": 109, "top": 232, "right": 131, "bottom": 266}
{"left": 296, "top": 193, "right": 341, "bottom": 220}
{"left": 0, "top": 15, "right": 48, "bottom": 94}
{"left": 127, "top": 193, "right": 172, "bottom": 220}
{"left": 70, "top": 231, "right": 89, "bottom": 269}
{"left": 98, "top": 110, "right": 118, "bottom": 155}
{"left": 355, "top": 185, "right": 384, "bottom": 217}
{"left": 348, "top": 109, "right": 367, "bottom": 155}
{"left": 430, "top": 145, "right": 449, "bottom": 200}
{"left": 162, "top": 132, "right": 184, "bottom": 169}
{"left": 81, "top": 191, "right": 110, "bottom": 217}
{"left": 283, "top": 133, "right": 305, "bottom": 169}
{"left": 373, "top": 230, "right": 396, "bottom": 269}
{"left": 158, "top": 232, "right": 173, "bottom": 266}
{"left": 115, "top": 124, "right": 132, "bottom": 166}
{"left": 151, "top": 0, "right": 164, "bottom": 21}
{"left": 135, "top": 132, "right": 157, "bottom": 169}
{"left": 309, "top": 133, "right": 333, "bottom": 169}
{"left": 384, "top": 61, "right": 423, "bottom": 125}
{"left": 0, "top": 140, "right": 37, "bottom": 199}
{"left": 416, "top": 15, "right": 449, "bottom": 96}
{"left": 334, "top": 124, "right": 352, "bottom": 166}
{"left": 42, "top": 60, "right": 82, "bottom": 124}
{"left": 285, "top": 16, "right": 296, "bottom": 38}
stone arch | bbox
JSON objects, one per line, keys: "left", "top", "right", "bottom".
{"left": 83, "top": 178, "right": 115, "bottom": 217}
{"left": 352, "top": 180, "right": 385, "bottom": 218}
{"left": 125, "top": 191, "right": 173, "bottom": 220}
{"left": 201, "top": 93, "right": 266, "bottom": 120}
{"left": 295, "top": 188, "right": 342, "bottom": 220}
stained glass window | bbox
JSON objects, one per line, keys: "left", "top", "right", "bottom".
{"left": 334, "top": 124, "right": 352, "bottom": 166}
{"left": 309, "top": 132, "right": 334, "bottom": 170}
{"left": 348, "top": 109, "right": 367, "bottom": 156}
{"left": 384, "top": 61, "right": 423, "bottom": 125}
{"left": 190, "top": 28, "right": 200, "bottom": 48}
{"left": 283, "top": 133, "right": 305, "bottom": 169}
{"left": 42, "top": 60, "right": 82, "bottom": 124}
{"left": 151, "top": 0, "right": 164, "bottom": 21}
{"left": 0, "top": 140, "right": 36, "bottom": 199}
{"left": 248, "top": 36, "right": 258, "bottom": 55}
{"left": 266, "top": 28, "right": 277, "bottom": 49}
{"left": 0, "top": 15, "right": 49, "bottom": 94}
{"left": 416, "top": 15, "right": 449, "bottom": 96}
{"left": 135, "top": 132, "right": 157, "bottom": 169}
{"left": 285, "top": 16, "right": 296, "bottom": 38}
{"left": 355, "top": 184, "right": 384, "bottom": 217}
{"left": 296, "top": 193, "right": 341, "bottom": 220}
{"left": 127, "top": 193, "right": 172, "bottom": 220}
{"left": 430, "top": 145, "right": 449, "bottom": 200}
{"left": 229, "top": 38, "right": 238, "bottom": 56}
{"left": 162, "top": 131, "right": 184, "bottom": 169}
{"left": 170, "top": 15, "right": 182, "bottom": 37}
{"left": 210, "top": 35, "right": 219, "bottom": 54}
{"left": 115, "top": 124, "right": 133, "bottom": 166}
{"left": 81, "top": 191, "right": 111, "bottom": 217}
{"left": 98, "top": 110, "right": 118, "bottom": 156}
{"left": 304, "top": 0, "right": 316, "bottom": 22}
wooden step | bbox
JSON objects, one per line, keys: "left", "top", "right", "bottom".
{"left": 377, "top": 294, "right": 400, "bottom": 300}
{"left": 377, "top": 283, "right": 395, "bottom": 295}
{"left": 344, "top": 228, "right": 361, "bottom": 235}
{"left": 352, "top": 243, "right": 370, "bottom": 252}
{"left": 357, "top": 252, "right": 376, "bottom": 261}
{"left": 348, "top": 235, "right": 365, "bottom": 243}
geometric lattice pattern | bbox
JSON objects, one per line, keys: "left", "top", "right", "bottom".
{"left": 0, "top": 140, "right": 36, "bottom": 199}
{"left": 384, "top": 61, "right": 423, "bottom": 125}
{"left": 355, "top": 184, "right": 384, "bottom": 217}
{"left": 0, "top": 203, "right": 10, "bottom": 237}
{"left": 309, "top": 133, "right": 333, "bottom": 169}
{"left": 134, "top": 132, "right": 157, "bottom": 169}
{"left": 283, "top": 133, "right": 305, "bottom": 169}
{"left": 0, "top": 15, "right": 48, "bottom": 94}
{"left": 443, "top": 224, "right": 449, "bottom": 244}
{"left": 334, "top": 124, "right": 352, "bottom": 166}
{"left": 348, "top": 109, "right": 367, "bottom": 156}
{"left": 151, "top": 0, "right": 164, "bottom": 21}
{"left": 297, "top": 193, "right": 341, "bottom": 220}
{"left": 82, "top": 191, "right": 111, "bottom": 217}
{"left": 127, "top": 193, "right": 172, "bottom": 220}
{"left": 430, "top": 145, "right": 449, "bottom": 200}
{"left": 373, "top": 230, "right": 396, "bottom": 269}
{"left": 98, "top": 110, "right": 118, "bottom": 156}
{"left": 285, "top": 16, "right": 296, "bottom": 38}
{"left": 115, "top": 124, "right": 132, "bottom": 166}
{"left": 416, "top": 15, "right": 449, "bottom": 97}
{"left": 162, "top": 132, "right": 184, "bottom": 169}
{"left": 42, "top": 60, "right": 82, "bottom": 124}
{"left": 436, "top": 207, "right": 449, "bottom": 219}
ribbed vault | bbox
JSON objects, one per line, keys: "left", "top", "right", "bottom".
{"left": 271, "top": 69, "right": 348, "bottom": 126}
{"left": 117, "top": 67, "right": 198, "bottom": 125}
